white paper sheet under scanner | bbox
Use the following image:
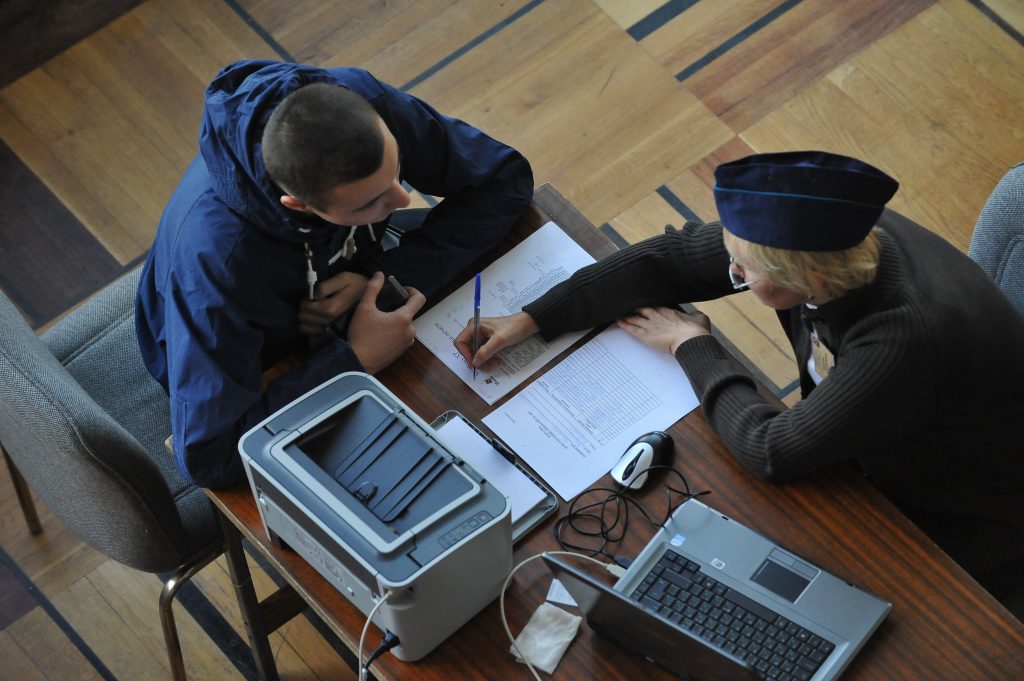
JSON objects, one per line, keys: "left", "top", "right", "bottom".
{"left": 483, "top": 326, "right": 700, "bottom": 501}
{"left": 413, "top": 221, "right": 595, "bottom": 405}
{"left": 434, "top": 416, "right": 545, "bottom": 524}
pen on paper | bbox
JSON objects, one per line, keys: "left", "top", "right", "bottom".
{"left": 471, "top": 273, "right": 481, "bottom": 380}
{"left": 411, "top": 222, "right": 595, "bottom": 404}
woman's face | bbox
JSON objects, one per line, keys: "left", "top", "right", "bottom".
{"left": 728, "top": 255, "right": 809, "bottom": 310}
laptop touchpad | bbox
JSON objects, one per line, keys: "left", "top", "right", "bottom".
{"left": 751, "top": 551, "right": 817, "bottom": 602}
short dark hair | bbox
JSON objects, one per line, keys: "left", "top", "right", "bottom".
{"left": 262, "top": 83, "right": 384, "bottom": 210}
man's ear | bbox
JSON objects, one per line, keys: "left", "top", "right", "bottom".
{"left": 280, "top": 195, "right": 310, "bottom": 213}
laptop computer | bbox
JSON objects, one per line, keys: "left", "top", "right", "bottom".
{"left": 544, "top": 498, "right": 891, "bottom": 680}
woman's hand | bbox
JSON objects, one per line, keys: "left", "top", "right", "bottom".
{"left": 617, "top": 307, "right": 711, "bottom": 354}
{"left": 454, "top": 311, "right": 540, "bottom": 372}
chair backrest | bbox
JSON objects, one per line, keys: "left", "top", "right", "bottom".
{"left": 969, "top": 162, "right": 1024, "bottom": 314}
{"left": 0, "top": 269, "right": 207, "bottom": 573}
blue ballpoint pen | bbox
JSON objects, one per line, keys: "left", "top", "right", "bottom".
{"left": 471, "top": 273, "right": 481, "bottom": 380}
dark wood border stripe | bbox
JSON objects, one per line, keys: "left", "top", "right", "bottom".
{"left": 775, "top": 377, "right": 800, "bottom": 399}
{"left": 656, "top": 185, "right": 703, "bottom": 224}
{"left": 0, "top": 550, "right": 38, "bottom": 629}
{"left": 0, "top": 139, "right": 124, "bottom": 328}
{"left": 0, "top": 0, "right": 143, "bottom": 89}
{"left": 221, "top": 0, "right": 294, "bottom": 61}
{"left": 93, "top": 252, "right": 148, "bottom": 295}
{"left": 627, "top": 0, "right": 700, "bottom": 42}
{"left": 156, "top": 573, "right": 260, "bottom": 680}
{"left": 679, "top": 303, "right": 790, "bottom": 396}
{"left": 0, "top": 547, "right": 119, "bottom": 681}
{"left": 676, "top": 0, "right": 803, "bottom": 81}
{"left": 650, "top": 186, "right": 795, "bottom": 396}
{"left": 0, "top": 544, "right": 261, "bottom": 681}
{"left": 968, "top": 0, "right": 1024, "bottom": 44}
{"left": 400, "top": 0, "right": 547, "bottom": 91}
{"left": 599, "top": 223, "right": 630, "bottom": 249}
{"left": 242, "top": 542, "right": 364, "bottom": 673}
{"left": 34, "top": 253, "right": 149, "bottom": 329}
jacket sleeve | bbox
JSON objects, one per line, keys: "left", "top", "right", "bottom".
{"left": 674, "top": 304, "right": 936, "bottom": 482}
{"left": 359, "top": 75, "right": 534, "bottom": 297}
{"left": 163, "top": 261, "right": 365, "bottom": 489}
{"left": 517, "top": 219, "right": 933, "bottom": 483}
{"left": 524, "top": 221, "right": 734, "bottom": 338}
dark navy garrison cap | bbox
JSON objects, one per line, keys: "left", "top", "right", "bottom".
{"left": 713, "top": 151, "right": 899, "bottom": 251}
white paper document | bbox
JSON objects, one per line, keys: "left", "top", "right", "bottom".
{"left": 413, "top": 222, "right": 595, "bottom": 405}
{"left": 434, "top": 415, "right": 547, "bottom": 524}
{"left": 483, "top": 326, "right": 699, "bottom": 501}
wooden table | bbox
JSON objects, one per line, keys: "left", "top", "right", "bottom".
{"left": 208, "top": 184, "right": 1024, "bottom": 681}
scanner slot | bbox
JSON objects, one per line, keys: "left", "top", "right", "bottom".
{"left": 329, "top": 411, "right": 399, "bottom": 480}
{"left": 366, "top": 443, "right": 438, "bottom": 511}
{"left": 351, "top": 436, "right": 446, "bottom": 521}
{"left": 336, "top": 418, "right": 407, "bottom": 487}
{"left": 373, "top": 454, "right": 452, "bottom": 522}
{"left": 291, "top": 389, "right": 478, "bottom": 537}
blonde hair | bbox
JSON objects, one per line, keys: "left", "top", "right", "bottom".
{"left": 723, "top": 227, "right": 882, "bottom": 299}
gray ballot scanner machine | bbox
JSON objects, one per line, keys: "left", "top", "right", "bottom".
{"left": 238, "top": 372, "right": 512, "bottom": 661}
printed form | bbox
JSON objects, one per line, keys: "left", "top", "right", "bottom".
{"left": 413, "top": 222, "right": 595, "bottom": 404}
{"left": 483, "top": 326, "right": 699, "bottom": 501}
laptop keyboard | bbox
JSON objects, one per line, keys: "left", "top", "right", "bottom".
{"left": 630, "top": 550, "right": 836, "bottom": 681}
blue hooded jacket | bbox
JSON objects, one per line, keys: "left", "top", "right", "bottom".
{"left": 136, "top": 61, "right": 533, "bottom": 487}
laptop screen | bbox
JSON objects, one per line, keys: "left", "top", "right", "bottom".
{"left": 543, "top": 553, "right": 759, "bottom": 681}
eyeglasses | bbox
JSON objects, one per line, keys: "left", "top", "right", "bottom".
{"left": 728, "top": 257, "right": 756, "bottom": 290}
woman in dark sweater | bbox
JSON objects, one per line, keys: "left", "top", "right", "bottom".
{"left": 457, "top": 151, "right": 1024, "bottom": 609}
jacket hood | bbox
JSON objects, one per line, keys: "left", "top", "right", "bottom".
{"left": 199, "top": 60, "right": 337, "bottom": 243}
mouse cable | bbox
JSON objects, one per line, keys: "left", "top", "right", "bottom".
{"left": 358, "top": 590, "right": 396, "bottom": 681}
{"left": 554, "top": 465, "right": 710, "bottom": 560}
{"left": 500, "top": 550, "right": 620, "bottom": 681}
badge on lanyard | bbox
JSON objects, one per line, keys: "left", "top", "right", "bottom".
{"left": 810, "top": 327, "right": 835, "bottom": 379}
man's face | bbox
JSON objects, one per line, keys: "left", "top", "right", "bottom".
{"left": 285, "top": 117, "right": 411, "bottom": 226}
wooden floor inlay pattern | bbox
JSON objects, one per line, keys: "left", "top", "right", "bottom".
{"left": 0, "top": 139, "right": 122, "bottom": 328}
{"left": 2, "top": 0, "right": 1023, "bottom": 678}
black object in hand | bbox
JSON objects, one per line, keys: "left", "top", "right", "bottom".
{"left": 329, "top": 276, "right": 410, "bottom": 339}
{"left": 376, "top": 275, "right": 411, "bottom": 312}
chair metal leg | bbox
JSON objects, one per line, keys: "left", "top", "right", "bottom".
{"left": 2, "top": 443, "right": 43, "bottom": 535}
{"left": 159, "top": 544, "right": 225, "bottom": 681}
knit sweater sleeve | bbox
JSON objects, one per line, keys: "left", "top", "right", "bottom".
{"left": 675, "top": 305, "right": 935, "bottom": 481}
{"left": 524, "top": 221, "right": 732, "bottom": 339}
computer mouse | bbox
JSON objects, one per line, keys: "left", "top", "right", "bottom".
{"left": 610, "top": 431, "right": 674, "bottom": 490}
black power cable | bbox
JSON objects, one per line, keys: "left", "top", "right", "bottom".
{"left": 361, "top": 630, "right": 401, "bottom": 679}
{"left": 554, "top": 465, "right": 710, "bottom": 562}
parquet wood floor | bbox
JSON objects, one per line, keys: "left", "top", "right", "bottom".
{"left": 1, "top": 1, "right": 1022, "bottom": 678}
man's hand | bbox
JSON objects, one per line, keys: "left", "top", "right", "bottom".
{"left": 617, "top": 307, "right": 711, "bottom": 355}
{"left": 348, "top": 272, "right": 426, "bottom": 374}
{"left": 298, "top": 271, "right": 369, "bottom": 336}
{"left": 454, "top": 311, "right": 539, "bottom": 372}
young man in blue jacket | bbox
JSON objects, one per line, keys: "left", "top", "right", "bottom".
{"left": 136, "top": 60, "right": 533, "bottom": 488}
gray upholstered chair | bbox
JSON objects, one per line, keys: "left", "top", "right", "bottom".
{"left": 969, "top": 161, "right": 1024, "bottom": 314}
{"left": 0, "top": 268, "right": 223, "bottom": 681}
